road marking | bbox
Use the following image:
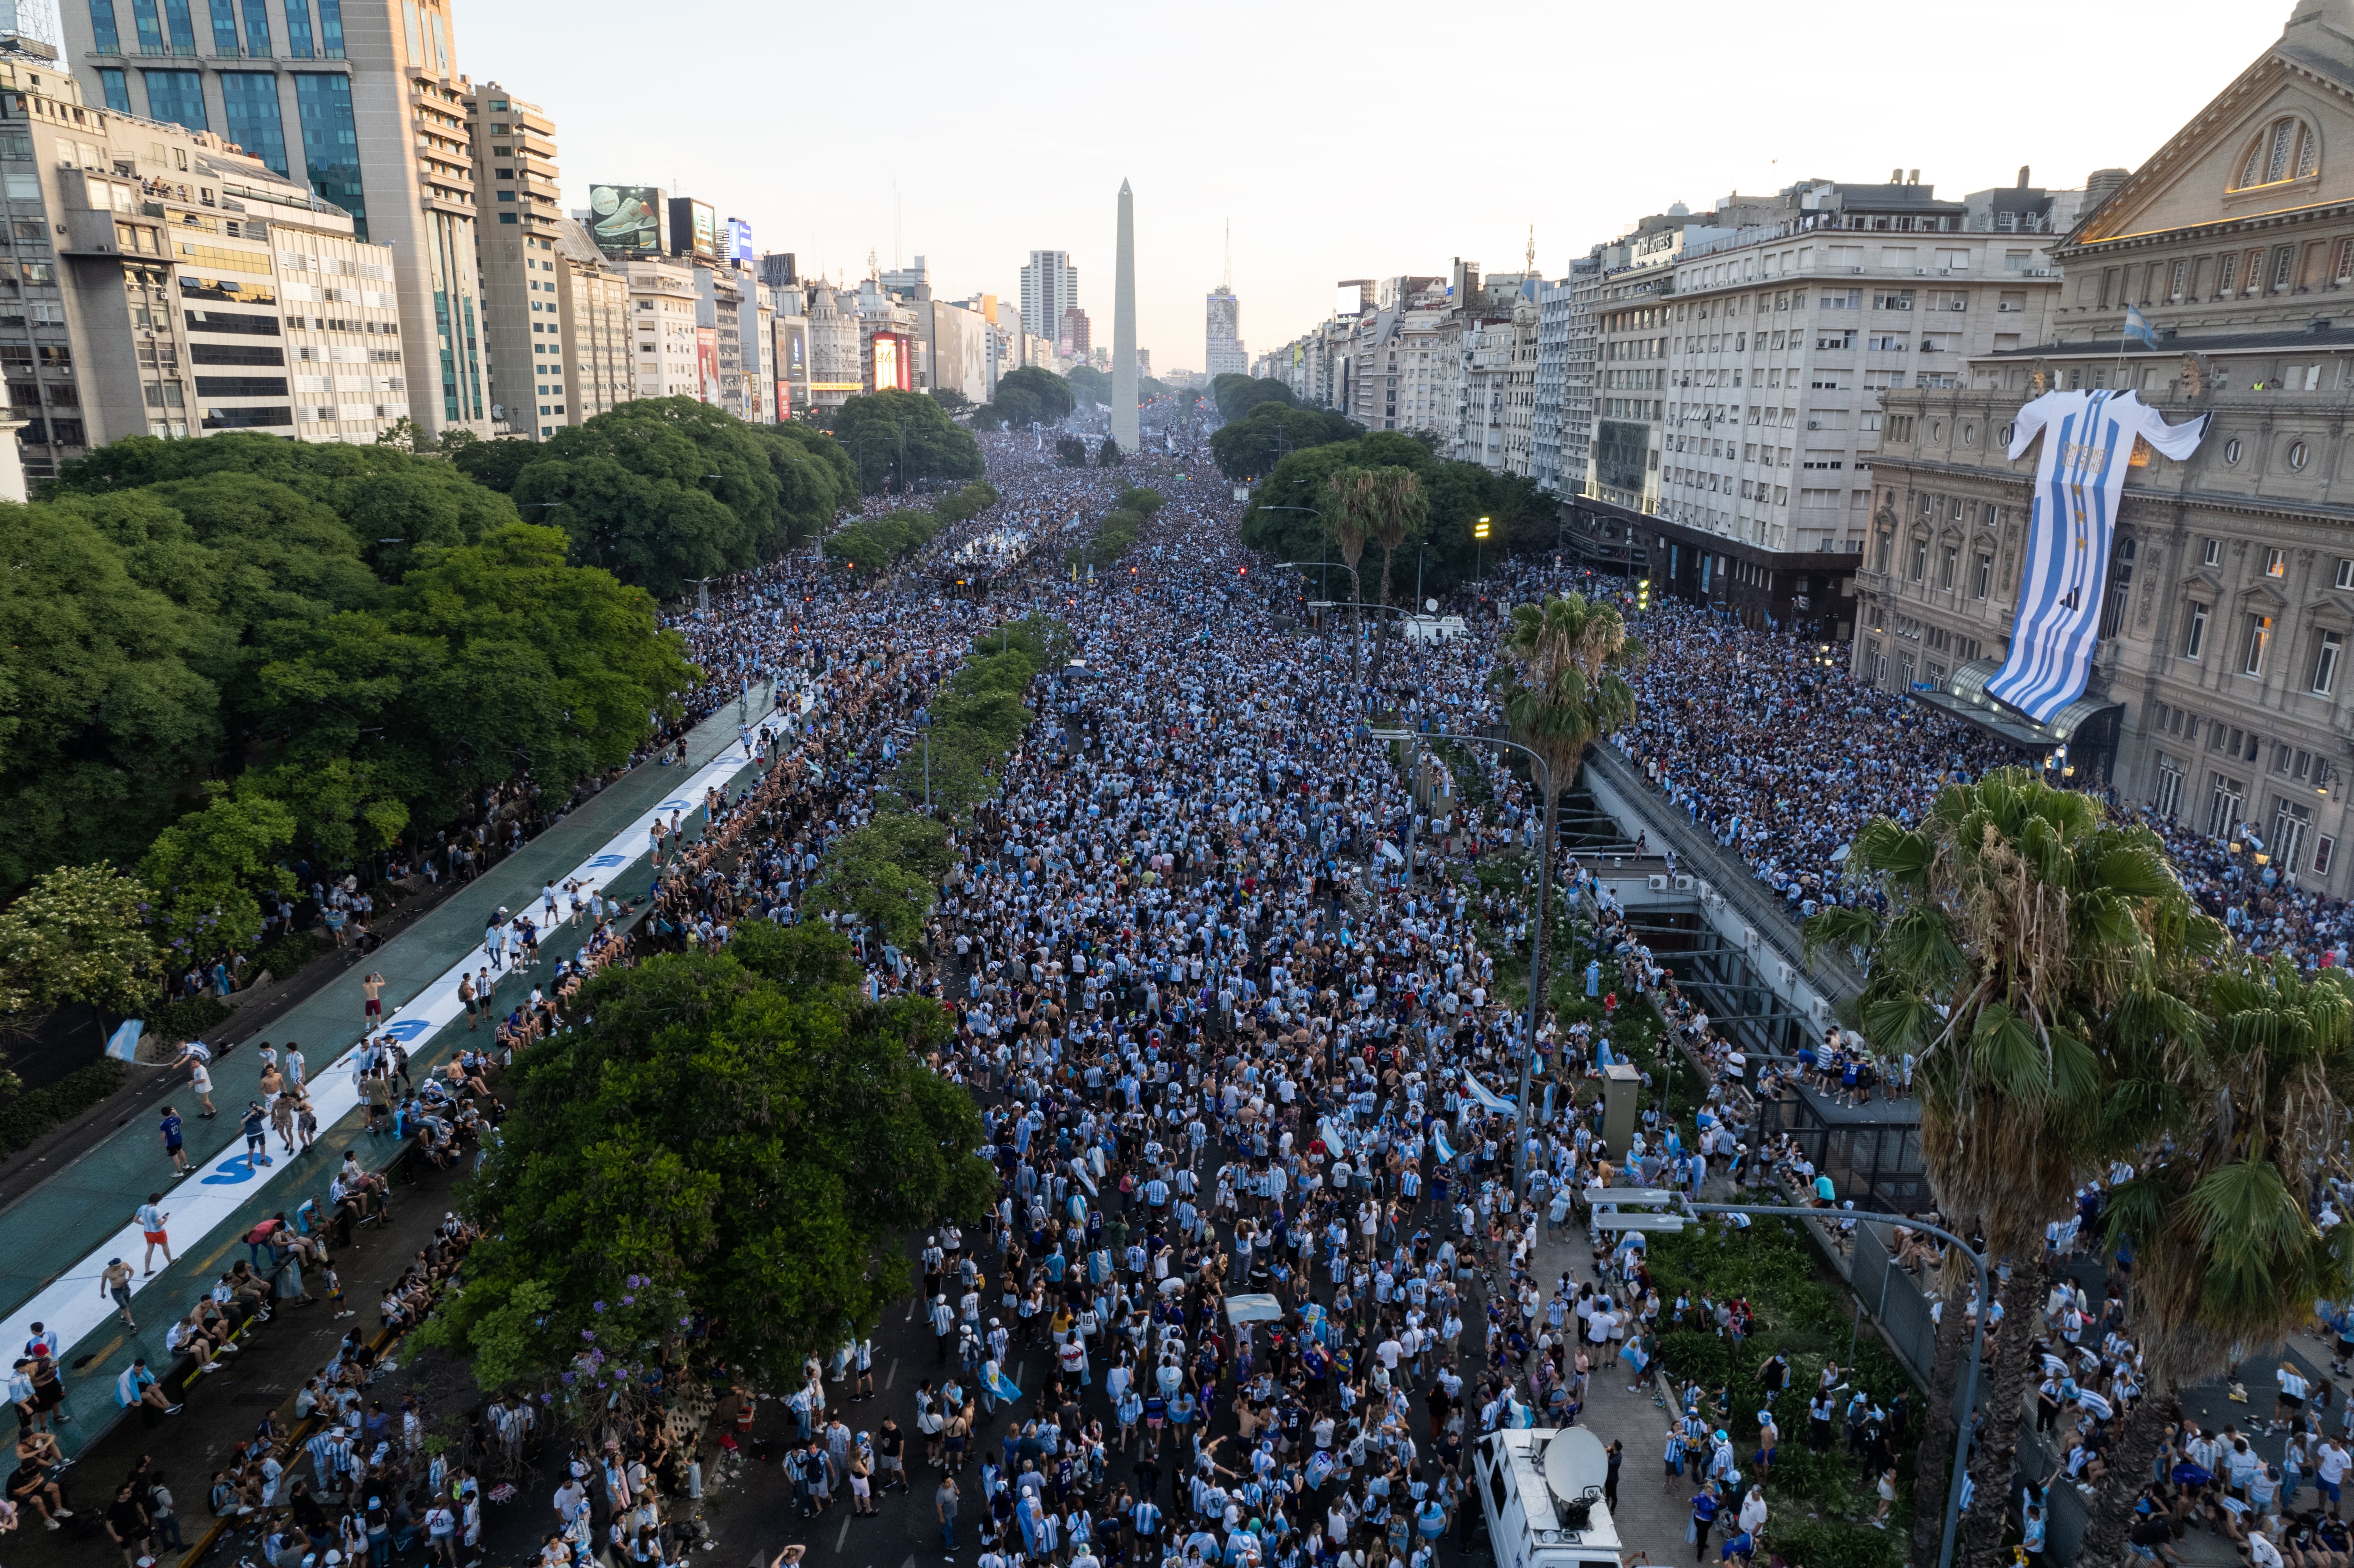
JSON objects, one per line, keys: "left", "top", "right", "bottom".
{"left": 886, "top": 1359, "right": 898, "bottom": 1390}
{"left": 906, "top": 1296, "right": 918, "bottom": 1323}
{"left": 835, "top": 1517, "right": 849, "bottom": 1552}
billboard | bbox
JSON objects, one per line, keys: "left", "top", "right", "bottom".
{"left": 782, "top": 323, "right": 806, "bottom": 378}
{"left": 1333, "top": 283, "right": 1365, "bottom": 317}
{"left": 1595, "top": 419, "right": 1650, "bottom": 496}
{"left": 669, "top": 197, "right": 717, "bottom": 260}
{"left": 727, "top": 217, "right": 754, "bottom": 265}
{"left": 696, "top": 326, "right": 719, "bottom": 404}
{"left": 587, "top": 185, "right": 663, "bottom": 257}
{"left": 871, "top": 333, "right": 900, "bottom": 394}
{"left": 776, "top": 378, "right": 791, "bottom": 420}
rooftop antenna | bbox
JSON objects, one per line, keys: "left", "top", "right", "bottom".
{"left": 1525, "top": 223, "right": 1536, "bottom": 277}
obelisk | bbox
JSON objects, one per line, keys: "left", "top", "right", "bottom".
{"left": 1112, "top": 178, "right": 1138, "bottom": 455}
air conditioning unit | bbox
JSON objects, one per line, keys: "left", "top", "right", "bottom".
{"left": 1810, "top": 996, "right": 1836, "bottom": 1026}
{"left": 1806, "top": 420, "right": 1822, "bottom": 429}
{"left": 1742, "top": 925, "right": 1760, "bottom": 954}
{"left": 1777, "top": 960, "right": 1796, "bottom": 989}
{"left": 1674, "top": 874, "right": 1696, "bottom": 893}
{"left": 1647, "top": 874, "right": 1669, "bottom": 892}
{"left": 1915, "top": 268, "right": 1927, "bottom": 276}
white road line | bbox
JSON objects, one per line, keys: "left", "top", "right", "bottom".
{"left": 835, "top": 1516, "right": 849, "bottom": 1552}
{"left": 886, "top": 1359, "right": 898, "bottom": 1389}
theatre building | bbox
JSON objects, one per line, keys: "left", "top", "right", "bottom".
{"left": 1857, "top": 0, "right": 2354, "bottom": 895}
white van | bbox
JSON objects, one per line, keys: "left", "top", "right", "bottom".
{"left": 1473, "top": 1427, "right": 1626, "bottom": 1568}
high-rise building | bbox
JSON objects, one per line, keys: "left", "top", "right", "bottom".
{"left": 550, "top": 217, "right": 630, "bottom": 429}
{"left": 0, "top": 51, "right": 405, "bottom": 474}
{"left": 462, "top": 81, "right": 585, "bottom": 438}
{"left": 625, "top": 256, "right": 698, "bottom": 400}
{"left": 804, "top": 280, "right": 860, "bottom": 413}
{"left": 1059, "top": 306, "right": 1090, "bottom": 359}
{"left": 62, "top": 0, "right": 494, "bottom": 437}
{"left": 1205, "top": 284, "right": 1245, "bottom": 378}
{"left": 1020, "top": 249, "right": 1077, "bottom": 360}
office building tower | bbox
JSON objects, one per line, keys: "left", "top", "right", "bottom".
{"left": 1020, "top": 249, "right": 1076, "bottom": 360}
{"left": 62, "top": 0, "right": 492, "bottom": 437}
{"left": 1205, "top": 283, "right": 1245, "bottom": 378}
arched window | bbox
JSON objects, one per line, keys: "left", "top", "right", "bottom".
{"left": 2235, "top": 117, "right": 2322, "bottom": 190}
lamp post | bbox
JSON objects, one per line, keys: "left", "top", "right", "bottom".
{"left": 1367, "top": 722, "right": 1554, "bottom": 1207}
{"left": 1474, "top": 516, "right": 1491, "bottom": 593}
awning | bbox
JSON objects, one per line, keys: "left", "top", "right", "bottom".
{"left": 1906, "top": 657, "right": 2121, "bottom": 749}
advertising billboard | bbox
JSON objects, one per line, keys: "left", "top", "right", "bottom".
{"left": 1595, "top": 419, "right": 1651, "bottom": 496}
{"left": 727, "top": 217, "right": 754, "bottom": 265}
{"left": 871, "top": 333, "right": 900, "bottom": 394}
{"left": 669, "top": 197, "right": 717, "bottom": 260}
{"left": 776, "top": 379, "right": 791, "bottom": 420}
{"left": 696, "top": 326, "right": 719, "bottom": 405}
{"left": 1333, "top": 283, "right": 1365, "bottom": 317}
{"left": 587, "top": 185, "right": 664, "bottom": 258}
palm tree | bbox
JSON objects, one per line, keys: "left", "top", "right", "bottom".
{"left": 1321, "top": 466, "right": 1376, "bottom": 701}
{"left": 1365, "top": 466, "right": 1427, "bottom": 608}
{"left": 1491, "top": 593, "right": 1641, "bottom": 854}
{"left": 1804, "top": 769, "right": 2211, "bottom": 1568}
{"left": 2085, "top": 956, "right": 2354, "bottom": 1565}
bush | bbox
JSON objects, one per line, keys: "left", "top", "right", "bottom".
{"left": 142, "top": 994, "right": 231, "bottom": 1038}
{"left": 0, "top": 1060, "right": 125, "bottom": 1155}
{"left": 1766, "top": 1518, "right": 1905, "bottom": 1568}
{"left": 251, "top": 930, "right": 330, "bottom": 981}
{"left": 1069, "top": 509, "right": 1142, "bottom": 572}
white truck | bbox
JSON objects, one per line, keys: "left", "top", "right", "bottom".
{"left": 1472, "top": 1426, "right": 1628, "bottom": 1568}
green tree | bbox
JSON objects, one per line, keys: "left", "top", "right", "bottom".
{"left": 928, "top": 387, "right": 974, "bottom": 416}
{"left": 2087, "top": 956, "right": 2354, "bottom": 1566}
{"left": 1116, "top": 487, "right": 1164, "bottom": 517}
{"left": 1065, "top": 364, "right": 1111, "bottom": 405}
{"left": 1096, "top": 436, "right": 1123, "bottom": 467}
{"left": 1803, "top": 771, "right": 2215, "bottom": 1568}
{"left": 1209, "top": 402, "right": 1362, "bottom": 481}
{"left": 991, "top": 367, "right": 1074, "bottom": 429}
{"left": 137, "top": 782, "right": 297, "bottom": 957}
{"left": 1365, "top": 466, "right": 1427, "bottom": 607}
{"left": 0, "top": 861, "right": 162, "bottom": 1022}
{"left": 1056, "top": 436, "right": 1090, "bottom": 468}
{"left": 0, "top": 502, "right": 229, "bottom": 895}
{"left": 373, "top": 416, "right": 426, "bottom": 452}
{"left": 809, "top": 809, "right": 954, "bottom": 949}
{"left": 445, "top": 435, "right": 546, "bottom": 495}
{"left": 1212, "top": 374, "right": 1295, "bottom": 421}
{"left": 420, "top": 927, "right": 993, "bottom": 1396}
{"left": 831, "top": 389, "right": 985, "bottom": 494}
{"left": 1492, "top": 593, "right": 1642, "bottom": 840}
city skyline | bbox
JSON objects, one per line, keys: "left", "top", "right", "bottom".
{"left": 452, "top": 0, "right": 2287, "bottom": 378}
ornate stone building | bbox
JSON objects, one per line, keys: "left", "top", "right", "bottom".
{"left": 1859, "top": 0, "right": 2354, "bottom": 891}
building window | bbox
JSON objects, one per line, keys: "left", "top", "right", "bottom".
{"left": 293, "top": 73, "right": 363, "bottom": 239}
{"left": 142, "top": 69, "right": 208, "bottom": 132}
{"left": 2266, "top": 546, "right": 2289, "bottom": 577}
{"left": 2243, "top": 611, "right": 2274, "bottom": 676}
{"left": 2183, "top": 602, "right": 2210, "bottom": 659}
{"left": 240, "top": 0, "right": 269, "bottom": 53}
{"left": 2315, "top": 630, "right": 2343, "bottom": 695}
{"left": 218, "top": 74, "right": 287, "bottom": 177}
{"left": 2224, "top": 437, "right": 2244, "bottom": 465}
{"left": 1974, "top": 551, "right": 1992, "bottom": 600}
{"left": 2234, "top": 117, "right": 2321, "bottom": 190}
{"left": 2153, "top": 755, "right": 2185, "bottom": 820}
{"left": 89, "top": 0, "right": 121, "bottom": 50}
{"left": 2100, "top": 535, "right": 2137, "bottom": 637}
{"left": 314, "top": 0, "right": 339, "bottom": 53}
{"left": 2275, "top": 245, "right": 2297, "bottom": 292}
{"left": 2273, "top": 798, "right": 2316, "bottom": 876}
{"left": 2317, "top": 835, "right": 2338, "bottom": 877}
{"left": 207, "top": 0, "right": 236, "bottom": 53}
{"left": 2209, "top": 774, "right": 2246, "bottom": 839}
{"left": 2290, "top": 441, "right": 2311, "bottom": 471}
{"left": 97, "top": 66, "right": 130, "bottom": 111}
{"left": 2204, "top": 537, "right": 2224, "bottom": 566}
{"left": 282, "top": 0, "right": 311, "bottom": 55}
{"left": 1938, "top": 545, "right": 1957, "bottom": 592}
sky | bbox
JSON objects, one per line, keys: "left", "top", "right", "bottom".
{"left": 459, "top": 0, "right": 2292, "bottom": 379}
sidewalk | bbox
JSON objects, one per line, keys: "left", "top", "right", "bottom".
{"left": 1, "top": 690, "right": 782, "bottom": 1455}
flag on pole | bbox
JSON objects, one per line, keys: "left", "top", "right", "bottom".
{"left": 2122, "top": 305, "right": 2158, "bottom": 350}
{"left": 104, "top": 1017, "right": 144, "bottom": 1063}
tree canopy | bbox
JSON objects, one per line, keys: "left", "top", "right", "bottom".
{"left": 972, "top": 367, "right": 1074, "bottom": 432}
{"left": 1212, "top": 374, "right": 1296, "bottom": 421}
{"left": 831, "top": 389, "right": 986, "bottom": 495}
{"left": 1209, "top": 401, "right": 1362, "bottom": 481}
{"left": 1240, "top": 433, "right": 1540, "bottom": 598}
{"left": 421, "top": 923, "right": 993, "bottom": 1394}
{"left": 502, "top": 398, "right": 855, "bottom": 598}
{"left": 1064, "top": 364, "right": 1111, "bottom": 405}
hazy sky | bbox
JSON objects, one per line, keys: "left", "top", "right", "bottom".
{"left": 460, "top": 0, "right": 2290, "bottom": 377}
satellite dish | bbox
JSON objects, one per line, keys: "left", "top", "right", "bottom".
{"left": 1542, "top": 1427, "right": 1609, "bottom": 1508}
{"left": 1425, "top": 598, "right": 1438, "bottom": 613}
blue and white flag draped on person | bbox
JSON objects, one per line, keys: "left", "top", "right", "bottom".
{"left": 1460, "top": 1072, "right": 1516, "bottom": 1116}
{"left": 1984, "top": 390, "right": 2208, "bottom": 722}
{"left": 982, "top": 1361, "right": 1023, "bottom": 1405}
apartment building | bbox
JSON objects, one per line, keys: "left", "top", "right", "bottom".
{"left": 1857, "top": 0, "right": 2354, "bottom": 893}
{"left": 460, "top": 81, "right": 581, "bottom": 437}
{"left": 625, "top": 255, "right": 696, "bottom": 399}
{"left": 550, "top": 216, "right": 627, "bottom": 428}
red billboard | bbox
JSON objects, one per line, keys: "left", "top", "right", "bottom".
{"left": 777, "top": 378, "right": 792, "bottom": 419}
{"left": 696, "top": 326, "right": 718, "bottom": 405}
{"left": 872, "top": 331, "right": 912, "bottom": 393}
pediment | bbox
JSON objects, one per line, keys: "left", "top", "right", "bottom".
{"left": 2241, "top": 577, "right": 2293, "bottom": 611}
{"left": 2075, "top": 47, "right": 2354, "bottom": 246}
{"left": 2307, "top": 596, "right": 2354, "bottom": 631}
{"left": 2184, "top": 567, "right": 2226, "bottom": 598}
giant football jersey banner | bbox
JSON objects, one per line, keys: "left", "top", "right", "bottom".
{"left": 1985, "top": 390, "right": 2208, "bottom": 724}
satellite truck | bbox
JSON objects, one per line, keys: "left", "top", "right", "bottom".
{"left": 1472, "top": 1424, "right": 1630, "bottom": 1568}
